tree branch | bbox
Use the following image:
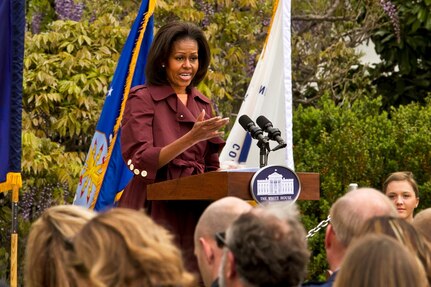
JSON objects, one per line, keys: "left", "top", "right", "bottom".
{"left": 292, "top": 15, "right": 353, "bottom": 22}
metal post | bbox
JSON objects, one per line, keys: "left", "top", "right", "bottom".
{"left": 10, "top": 186, "right": 19, "bottom": 287}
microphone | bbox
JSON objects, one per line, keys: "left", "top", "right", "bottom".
{"left": 256, "top": 115, "right": 287, "bottom": 150}
{"left": 238, "top": 115, "right": 268, "bottom": 145}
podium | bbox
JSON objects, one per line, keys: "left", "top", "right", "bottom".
{"left": 147, "top": 171, "right": 320, "bottom": 201}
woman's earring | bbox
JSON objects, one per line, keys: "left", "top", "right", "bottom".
{"left": 162, "top": 64, "right": 165, "bottom": 68}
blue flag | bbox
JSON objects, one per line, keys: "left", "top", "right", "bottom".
{"left": 0, "top": 0, "right": 24, "bottom": 193}
{"left": 73, "top": 0, "right": 155, "bottom": 210}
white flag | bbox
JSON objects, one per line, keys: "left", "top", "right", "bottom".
{"left": 220, "top": 0, "right": 294, "bottom": 169}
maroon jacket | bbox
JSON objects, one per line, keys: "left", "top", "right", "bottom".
{"left": 118, "top": 84, "right": 225, "bottom": 272}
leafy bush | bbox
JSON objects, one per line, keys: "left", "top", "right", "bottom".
{"left": 0, "top": 14, "right": 131, "bottom": 283}
{"left": 295, "top": 95, "right": 431, "bottom": 280}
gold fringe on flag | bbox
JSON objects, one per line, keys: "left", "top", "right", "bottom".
{"left": 0, "top": 172, "right": 22, "bottom": 193}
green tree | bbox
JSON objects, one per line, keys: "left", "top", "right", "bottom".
{"left": 3, "top": 0, "right": 431, "bottom": 283}
{"left": 371, "top": 0, "right": 431, "bottom": 108}
{"left": 0, "top": 14, "right": 132, "bottom": 282}
{"left": 290, "top": 0, "right": 383, "bottom": 105}
{"left": 23, "top": 15, "right": 131, "bottom": 190}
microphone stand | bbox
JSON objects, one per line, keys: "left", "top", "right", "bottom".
{"left": 256, "top": 138, "right": 288, "bottom": 167}
{"left": 257, "top": 138, "right": 270, "bottom": 168}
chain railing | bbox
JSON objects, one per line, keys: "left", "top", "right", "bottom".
{"left": 306, "top": 215, "right": 331, "bottom": 239}
{"left": 306, "top": 183, "right": 358, "bottom": 239}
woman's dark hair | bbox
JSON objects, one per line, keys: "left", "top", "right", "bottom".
{"left": 145, "top": 21, "right": 211, "bottom": 87}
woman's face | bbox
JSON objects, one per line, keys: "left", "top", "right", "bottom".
{"left": 165, "top": 37, "right": 199, "bottom": 94}
{"left": 385, "top": 180, "right": 419, "bottom": 221}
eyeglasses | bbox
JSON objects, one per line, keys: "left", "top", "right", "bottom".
{"left": 214, "top": 232, "right": 227, "bottom": 249}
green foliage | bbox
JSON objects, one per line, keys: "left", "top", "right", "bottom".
{"left": 21, "top": 128, "right": 82, "bottom": 189}
{"left": 80, "top": 0, "right": 140, "bottom": 22}
{"left": 23, "top": 14, "right": 130, "bottom": 164}
{"left": 0, "top": 194, "right": 32, "bottom": 284}
{"left": 0, "top": 13, "right": 131, "bottom": 283}
{"left": 26, "top": 0, "right": 140, "bottom": 33}
{"left": 388, "top": 98, "right": 431, "bottom": 180}
{"left": 0, "top": 198, "right": 11, "bottom": 279}
{"left": 26, "top": 0, "right": 56, "bottom": 32}
{"left": 291, "top": 0, "right": 383, "bottom": 105}
{"left": 294, "top": 95, "right": 431, "bottom": 280}
{"left": 371, "top": 0, "right": 431, "bottom": 107}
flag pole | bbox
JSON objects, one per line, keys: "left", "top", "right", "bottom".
{"left": 10, "top": 185, "right": 19, "bottom": 287}
{"left": 0, "top": 0, "right": 24, "bottom": 283}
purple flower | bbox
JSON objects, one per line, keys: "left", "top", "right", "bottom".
{"left": 379, "top": 0, "right": 401, "bottom": 42}
{"left": 54, "top": 0, "right": 84, "bottom": 21}
{"left": 195, "top": 0, "right": 214, "bottom": 28}
{"left": 31, "top": 12, "right": 43, "bottom": 34}
{"left": 19, "top": 182, "right": 70, "bottom": 221}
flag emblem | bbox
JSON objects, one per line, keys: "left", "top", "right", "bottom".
{"left": 75, "top": 131, "right": 108, "bottom": 205}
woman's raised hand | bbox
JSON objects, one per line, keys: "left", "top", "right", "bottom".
{"left": 189, "top": 109, "right": 229, "bottom": 143}
{"left": 158, "top": 110, "right": 229, "bottom": 168}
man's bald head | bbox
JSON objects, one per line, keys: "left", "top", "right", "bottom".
{"left": 195, "top": 197, "right": 252, "bottom": 244}
{"left": 194, "top": 197, "right": 252, "bottom": 287}
{"left": 330, "top": 187, "right": 397, "bottom": 247}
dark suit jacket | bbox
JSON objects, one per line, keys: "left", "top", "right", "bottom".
{"left": 211, "top": 278, "right": 220, "bottom": 287}
{"left": 302, "top": 271, "right": 337, "bottom": 287}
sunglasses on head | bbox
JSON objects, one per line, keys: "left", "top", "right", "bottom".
{"left": 214, "top": 231, "right": 227, "bottom": 248}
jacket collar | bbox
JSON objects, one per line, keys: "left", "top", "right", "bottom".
{"left": 147, "top": 85, "right": 211, "bottom": 104}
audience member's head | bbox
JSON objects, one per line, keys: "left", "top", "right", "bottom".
{"left": 383, "top": 171, "right": 419, "bottom": 222}
{"left": 325, "top": 187, "right": 397, "bottom": 271}
{"left": 194, "top": 197, "right": 252, "bottom": 287}
{"left": 218, "top": 202, "right": 310, "bottom": 287}
{"left": 413, "top": 208, "right": 431, "bottom": 243}
{"left": 70, "top": 208, "right": 196, "bottom": 287}
{"left": 24, "top": 204, "right": 96, "bottom": 287}
{"left": 333, "top": 234, "right": 428, "bottom": 287}
{"left": 359, "top": 215, "right": 431, "bottom": 285}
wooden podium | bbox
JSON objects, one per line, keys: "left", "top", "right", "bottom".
{"left": 147, "top": 171, "right": 320, "bottom": 201}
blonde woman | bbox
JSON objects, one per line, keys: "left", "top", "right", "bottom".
{"left": 359, "top": 216, "right": 431, "bottom": 286}
{"left": 70, "top": 208, "right": 196, "bottom": 287}
{"left": 413, "top": 208, "right": 431, "bottom": 244}
{"left": 334, "top": 234, "right": 428, "bottom": 287}
{"left": 24, "top": 204, "right": 96, "bottom": 287}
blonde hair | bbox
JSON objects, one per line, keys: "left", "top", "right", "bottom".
{"left": 413, "top": 208, "right": 431, "bottom": 243}
{"left": 24, "top": 205, "right": 96, "bottom": 287}
{"left": 334, "top": 234, "right": 428, "bottom": 287}
{"left": 359, "top": 216, "right": 431, "bottom": 286}
{"left": 71, "top": 208, "right": 196, "bottom": 287}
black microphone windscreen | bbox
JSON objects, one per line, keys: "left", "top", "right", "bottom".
{"left": 256, "top": 115, "right": 271, "bottom": 130}
{"left": 239, "top": 115, "right": 253, "bottom": 130}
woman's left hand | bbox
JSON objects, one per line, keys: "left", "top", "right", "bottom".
{"left": 188, "top": 109, "right": 229, "bottom": 143}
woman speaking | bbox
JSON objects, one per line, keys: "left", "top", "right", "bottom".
{"left": 119, "top": 21, "right": 228, "bottom": 274}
